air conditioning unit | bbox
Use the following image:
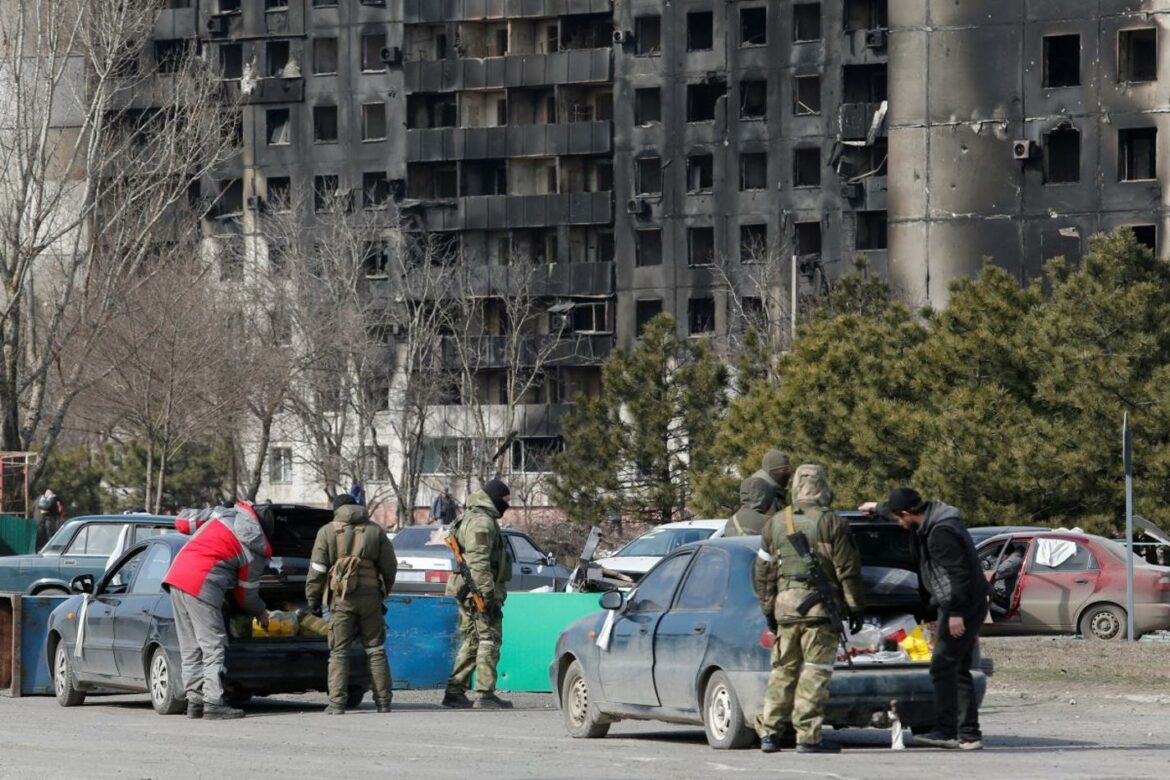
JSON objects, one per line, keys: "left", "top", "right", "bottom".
{"left": 380, "top": 46, "right": 403, "bottom": 66}
{"left": 245, "top": 195, "right": 265, "bottom": 212}
{"left": 613, "top": 29, "right": 634, "bottom": 45}
{"left": 1012, "top": 139, "right": 1038, "bottom": 160}
{"left": 840, "top": 182, "right": 863, "bottom": 200}
{"left": 207, "top": 15, "right": 228, "bottom": 36}
{"left": 626, "top": 198, "right": 650, "bottom": 217}
{"left": 865, "top": 29, "right": 888, "bottom": 50}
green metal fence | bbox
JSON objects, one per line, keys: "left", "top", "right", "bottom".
{"left": 0, "top": 515, "right": 36, "bottom": 556}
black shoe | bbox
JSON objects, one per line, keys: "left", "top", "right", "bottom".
{"left": 441, "top": 691, "right": 473, "bottom": 709}
{"left": 760, "top": 735, "right": 780, "bottom": 753}
{"left": 376, "top": 702, "right": 393, "bottom": 714}
{"left": 915, "top": 731, "right": 960, "bottom": 749}
{"left": 186, "top": 702, "right": 203, "bottom": 720}
{"left": 203, "top": 703, "right": 245, "bottom": 720}
{"left": 324, "top": 704, "right": 346, "bottom": 715}
{"left": 796, "top": 740, "right": 841, "bottom": 754}
{"left": 472, "top": 693, "right": 513, "bottom": 710}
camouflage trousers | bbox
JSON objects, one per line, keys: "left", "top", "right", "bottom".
{"left": 328, "top": 596, "right": 393, "bottom": 707}
{"left": 754, "top": 620, "right": 838, "bottom": 744}
{"left": 446, "top": 602, "right": 503, "bottom": 694}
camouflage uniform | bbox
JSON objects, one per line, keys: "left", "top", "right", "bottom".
{"left": 306, "top": 502, "right": 398, "bottom": 711}
{"left": 753, "top": 465, "right": 865, "bottom": 745}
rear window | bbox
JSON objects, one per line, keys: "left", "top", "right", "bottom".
{"left": 616, "top": 527, "right": 717, "bottom": 558}
{"left": 392, "top": 526, "right": 452, "bottom": 554}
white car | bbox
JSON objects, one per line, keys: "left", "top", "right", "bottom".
{"left": 591, "top": 519, "right": 727, "bottom": 584}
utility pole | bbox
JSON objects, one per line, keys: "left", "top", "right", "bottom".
{"left": 1124, "top": 413, "right": 1135, "bottom": 642}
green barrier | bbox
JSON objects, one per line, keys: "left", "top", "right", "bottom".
{"left": 0, "top": 515, "right": 36, "bottom": 556}
{"left": 497, "top": 592, "right": 603, "bottom": 693}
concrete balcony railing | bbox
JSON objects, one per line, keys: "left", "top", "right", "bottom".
{"left": 404, "top": 191, "right": 613, "bottom": 231}
{"left": 406, "top": 121, "right": 612, "bottom": 162}
{"left": 405, "top": 48, "right": 611, "bottom": 92}
{"left": 403, "top": 0, "right": 613, "bottom": 24}
{"left": 441, "top": 333, "right": 614, "bottom": 368}
{"left": 839, "top": 101, "right": 887, "bottom": 142}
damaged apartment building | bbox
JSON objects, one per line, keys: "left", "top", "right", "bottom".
{"left": 145, "top": 1, "right": 1170, "bottom": 506}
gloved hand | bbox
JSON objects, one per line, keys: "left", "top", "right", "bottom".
{"left": 766, "top": 615, "right": 779, "bottom": 635}
{"left": 304, "top": 603, "right": 323, "bottom": 618}
{"left": 848, "top": 612, "right": 865, "bottom": 635}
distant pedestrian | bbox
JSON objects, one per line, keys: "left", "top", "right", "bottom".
{"left": 349, "top": 482, "right": 366, "bottom": 506}
{"left": 34, "top": 489, "right": 66, "bottom": 549}
{"left": 431, "top": 488, "right": 459, "bottom": 525}
{"left": 725, "top": 449, "right": 791, "bottom": 537}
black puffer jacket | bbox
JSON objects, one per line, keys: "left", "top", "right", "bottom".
{"left": 913, "top": 501, "right": 988, "bottom": 616}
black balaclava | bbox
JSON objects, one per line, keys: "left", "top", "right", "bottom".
{"left": 482, "top": 478, "right": 511, "bottom": 515}
{"left": 332, "top": 494, "right": 357, "bottom": 511}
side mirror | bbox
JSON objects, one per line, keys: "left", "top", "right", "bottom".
{"left": 546, "top": 552, "right": 558, "bottom": 566}
{"left": 599, "top": 590, "right": 623, "bottom": 610}
{"left": 71, "top": 574, "right": 95, "bottom": 595}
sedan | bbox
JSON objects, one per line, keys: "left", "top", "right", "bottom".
{"left": 978, "top": 531, "right": 1170, "bottom": 640}
{"left": 591, "top": 519, "right": 727, "bottom": 584}
{"left": 392, "top": 526, "right": 572, "bottom": 594}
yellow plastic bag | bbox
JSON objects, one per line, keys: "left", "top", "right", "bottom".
{"left": 253, "top": 610, "right": 299, "bottom": 638}
{"left": 298, "top": 613, "right": 329, "bottom": 638}
{"left": 898, "top": 625, "right": 933, "bottom": 662}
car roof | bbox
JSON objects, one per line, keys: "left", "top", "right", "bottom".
{"left": 651, "top": 519, "right": 727, "bottom": 530}
{"left": 67, "top": 514, "right": 174, "bottom": 524}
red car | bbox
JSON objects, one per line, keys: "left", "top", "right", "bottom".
{"left": 977, "top": 531, "right": 1170, "bottom": 640}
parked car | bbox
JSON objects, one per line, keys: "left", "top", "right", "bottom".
{"left": 392, "top": 525, "right": 572, "bottom": 594}
{"left": 977, "top": 530, "right": 1170, "bottom": 640}
{"left": 45, "top": 505, "right": 370, "bottom": 713}
{"left": 590, "top": 519, "right": 727, "bottom": 584}
{"left": 550, "top": 533, "right": 989, "bottom": 748}
{"left": 0, "top": 515, "right": 176, "bottom": 595}
{"left": 967, "top": 525, "right": 1050, "bottom": 547}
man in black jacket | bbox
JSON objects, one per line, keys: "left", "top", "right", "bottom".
{"left": 862, "top": 488, "right": 989, "bottom": 751}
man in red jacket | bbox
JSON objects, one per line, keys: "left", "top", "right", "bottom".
{"left": 163, "top": 502, "right": 273, "bottom": 720}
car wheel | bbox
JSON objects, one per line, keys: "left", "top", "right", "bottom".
{"left": 53, "top": 641, "right": 85, "bottom": 707}
{"left": 36, "top": 587, "right": 69, "bottom": 597}
{"left": 1079, "top": 603, "right": 1128, "bottom": 641}
{"left": 148, "top": 646, "right": 186, "bottom": 715}
{"left": 561, "top": 659, "right": 609, "bottom": 738}
{"left": 702, "top": 670, "right": 754, "bottom": 750}
{"left": 347, "top": 686, "right": 366, "bottom": 708}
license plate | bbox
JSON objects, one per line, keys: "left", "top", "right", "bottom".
{"left": 397, "top": 571, "right": 425, "bottom": 582}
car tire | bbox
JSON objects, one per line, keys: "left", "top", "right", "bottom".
{"left": 53, "top": 640, "right": 86, "bottom": 707}
{"left": 702, "top": 670, "right": 754, "bottom": 750}
{"left": 147, "top": 646, "right": 186, "bottom": 715}
{"left": 35, "top": 586, "right": 70, "bottom": 597}
{"left": 561, "top": 659, "right": 609, "bottom": 739}
{"left": 347, "top": 686, "right": 366, "bottom": 708}
{"left": 1079, "top": 603, "right": 1128, "bottom": 641}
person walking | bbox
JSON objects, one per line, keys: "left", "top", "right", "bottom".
{"left": 754, "top": 464, "right": 865, "bottom": 753}
{"left": 861, "top": 488, "right": 989, "bottom": 750}
{"left": 430, "top": 488, "right": 459, "bottom": 525}
{"left": 34, "top": 489, "right": 66, "bottom": 549}
{"left": 162, "top": 502, "right": 273, "bottom": 720}
{"left": 441, "top": 479, "right": 513, "bottom": 709}
{"left": 305, "top": 494, "right": 398, "bottom": 715}
{"left": 725, "top": 450, "right": 791, "bottom": 537}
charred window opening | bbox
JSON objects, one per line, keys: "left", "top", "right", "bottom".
{"left": 266, "top": 0, "right": 288, "bottom": 12}
{"left": 795, "top": 221, "right": 822, "bottom": 255}
{"left": 461, "top": 160, "right": 507, "bottom": 196}
{"left": 1119, "top": 127, "right": 1157, "bottom": 181}
{"left": 313, "top": 174, "right": 339, "bottom": 212}
{"left": 794, "top": 75, "right": 821, "bottom": 115}
{"left": 741, "top": 296, "right": 765, "bottom": 328}
{"left": 362, "top": 32, "right": 387, "bottom": 72}
{"left": 364, "top": 242, "right": 390, "bottom": 278}
{"left": 843, "top": 64, "right": 888, "bottom": 102}
{"left": 794, "top": 4, "right": 822, "bottom": 43}
{"left": 1131, "top": 224, "right": 1157, "bottom": 252}
{"left": 362, "top": 102, "right": 387, "bottom": 141}
{"left": 154, "top": 40, "right": 189, "bottom": 74}
{"left": 688, "top": 226, "right": 715, "bottom": 267}
{"left": 687, "top": 11, "right": 714, "bottom": 52}
{"left": 687, "top": 80, "right": 726, "bottom": 122}
{"left": 313, "top": 38, "right": 338, "bottom": 75}
{"left": 636, "top": 157, "right": 662, "bottom": 195}
{"left": 1118, "top": 28, "right": 1157, "bottom": 83}
{"left": 268, "top": 242, "right": 288, "bottom": 274}
{"left": 856, "top": 211, "right": 887, "bottom": 250}
{"left": 363, "top": 172, "right": 391, "bottom": 209}
{"left": 688, "top": 297, "right": 716, "bottom": 335}
{"left": 740, "top": 223, "right": 768, "bottom": 261}
{"left": 836, "top": 139, "right": 888, "bottom": 179}
{"left": 215, "top": 178, "right": 243, "bottom": 217}
{"left": 220, "top": 44, "right": 242, "bottom": 79}
{"left": 635, "top": 88, "right": 661, "bottom": 124}
{"left": 313, "top": 104, "right": 338, "bottom": 143}
{"left": 408, "top": 163, "right": 459, "bottom": 199}
{"left": 635, "top": 16, "right": 661, "bottom": 55}
{"left": 636, "top": 229, "right": 663, "bottom": 267}
{"left": 635, "top": 299, "right": 663, "bottom": 336}
{"left": 266, "top": 108, "right": 290, "bottom": 145}
{"left": 407, "top": 93, "right": 457, "bottom": 129}
{"left": 266, "top": 41, "right": 290, "bottom": 77}
{"left": 1043, "top": 35, "right": 1080, "bottom": 88}
{"left": 740, "top": 151, "right": 767, "bottom": 191}
{"left": 741, "top": 7, "right": 767, "bottom": 47}
{"left": 687, "top": 153, "right": 714, "bottom": 193}
{"left": 1044, "top": 126, "right": 1081, "bottom": 184}
{"left": 266, "top": 176, "right": 291, "bottom": 211}
{"left": 794, "top": 147, "right": 821, "bottom": 187}
{"left": 219, "top": 0, "right": 241, "bottom": 11}
{"left": 740, "top": 79, "right": 767, "bottom": 120}
{"left": 560, "top": 13, "right": 613, "bottom": 50}
{"left": 845, "top": 0, "right": 888, "bottom": 30}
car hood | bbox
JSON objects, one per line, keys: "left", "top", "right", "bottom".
{"left": 592, "top": 556, "right": 659, "bottom": 575}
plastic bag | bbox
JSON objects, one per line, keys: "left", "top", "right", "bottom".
{"left": 228, "top": 612, "right": 253, "bottom": 639}
{"left": 898, "top": 625, "right": 933, "bottom": 661}
{"left": 253, "top": 609, "right": 299, "bottom": 638}
{"left": 846, "top": 625, "right": 883, "bottom": 654}
{"left": 298, "top": 613, "right": 329, "bottom": 638}
{"left": 880, "top": 614, "right": 918, "bottom": 644}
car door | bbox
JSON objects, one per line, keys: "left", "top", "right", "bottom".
{"left": 506, "top": 532, "right": 561, "bottom": 590}
{"left": 1017, "top": 538, "right": 1101, "bottom": 631}
{"left": 113, "top": 542, "right": 173, "bottom": 682}
{"left": 81, "top": 545, "right": 147, "bottom": 678}
{"left": 653, "top": 546, "right": 730, "bottom": 711}
{"left": 598, "top": 551, "right": 693, "bottom": 707}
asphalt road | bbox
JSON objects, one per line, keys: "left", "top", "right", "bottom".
{"left": 2, "top": 689, "right": 1168, "bottom": 779}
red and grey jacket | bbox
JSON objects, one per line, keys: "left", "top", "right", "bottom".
{"left": 163, "top": 502, "right": 272, "bottom": 616}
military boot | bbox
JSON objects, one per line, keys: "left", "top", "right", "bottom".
{"left": 760, "top": 735, "right": 780, "bottom": 754}
{"left": 441, "top": 691, "right": 473, "bottom": 709}
{"left": 324, "top": 704, "right": 346, "bottom": 715}
{"left": 795, "top": 740, "right": 842, "bottom": 754}
{"left": 186, "top": 701, "right": 204, "bottom": 720}
{"left": 473, "top": 693, "right": 513, "bottom": 710}
{"left": 376, "top": 701, "right": 393, "bottom": 714}
{"left": 203, "top": 703, "right": 245, "bottom": 720}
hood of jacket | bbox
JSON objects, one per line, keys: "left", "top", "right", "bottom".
{"left": 334, "top": 503, "right": 370, "bottom": 526}
{"left": 791, "top": 464, "right": 831, "bottom": 508}
{"left": 739, "top": 473, "right": 778, "bottom": 513}
{"left": 463, "top": 490, "right": 501, "bottom": 520}
{"left": 920, "top": 501, "right": 962, "bottom": 536}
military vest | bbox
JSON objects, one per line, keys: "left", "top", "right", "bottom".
{"left": 326, "top": 522, "right": 382, "bottom": 606}
{"left": 777, "top": 505, "right": 830, "bottom": 589}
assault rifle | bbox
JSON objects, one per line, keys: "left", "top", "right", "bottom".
{"left": 444, "top": 531, "right": 487, "bottom": 613}
{"left": 787, "top": 530, "right": 854, "bottom": 669}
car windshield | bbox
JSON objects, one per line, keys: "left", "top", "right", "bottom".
{"left": 40, "top": 519, "right": 84, "bottom": 554}
{"left": 393, "top": 526, "right": 453, "bottom": 555}
{"left": 615, "top": 527, "right": 716, "bottom": 558}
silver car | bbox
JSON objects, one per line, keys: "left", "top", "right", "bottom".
{"left": 392, "top": 526, "right": 571, "bottom": 594}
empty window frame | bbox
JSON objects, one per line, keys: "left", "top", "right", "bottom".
{"left": 1118, "top": 127, "right": 1157, "bottom": 181}
{"left": 739, "top": 79, "right": 767, "bottom": 120}
{"left": 266, "top": 0, "right": 288, "bottom": 10}
{"left": 1131, "top": 224, "right": 1157, "bottom": 251}
{"left": 636, "top": 229, "right": 663, "bottom": 267}
{"left": 362, "top": 32, "right": 387, "bottom": 72}
{"left": 313, "top": 105, "right": 339, "bottom": 142}
{"left": 154, "top": 40, "right": 187, "bottom": 74}
{"left": 636, "top": 157, "right": 662, "bottom": 195}
{"left": 687, "top": 11, "right": 714, "bottom": 51}
{"left": 635, "top": 16, "right": 662, "bottom": 56}
{"left": 794, "top": 147, "right": 821, "bottom": 187}
{"left": 363, "top": 171, "right": 391, "bottom": 209}
{"left": 268, "top": 448, "right": 294, "bottom": 484}
{"left": 266, "top": 176, "right": 292, "bottom": 211}
{"left": 1044, "top": 126, "right": 1081, "bottom": 184}
{"left": 795, "top": 221, "right": 822, "bottom": 255}
{"left": 220, "top": 44, "right": 243, "bottom": 79}
{"left": 687, "top": 152, "right": 714, "bottom": 193}
{"left": 266, "top": 108, "right": 291, "bottom": 145}
{"left": 313, "top": 174, "right": 339, "bottom": 212}
{"left": 220, "top": 0, "right": 242, "bottom": 11}
{"left": 635, "top": 299, "right": 663, "bottom": 335}
{"left": 688, "top": 297, "right": 716, "bottom": 335}
{"left": 215, "top": 178, "right": 244, "bottom": 217}
{"left": 1043, "top": 34, "right": 1080, "bottom": 88}
{"left": 635, "top": 87, "right": 662, "bottom": 124}
{"left": 794, "top": 75, "right": 821, "bottom": 115}
{"left": 741, "top": 7, "right": 767, "bottom": 47}
{"left": 843, "top": 64, "right": 888, "bottom": 102}
{"left": 1118, "top": 28, "right": 1157, "bottom": 83}
{"left": 364, "top": 242, "right": 391, "bottom": 277}
{"left": 362, "top": 102, "right": 387, "bottom": 140}
{"left": 688, "top": 81, "right": 726, "bottom": 122}
{"left": 794, "top": 4, "right": 822, "bottom": 42}
{"left": 845, "top": 0, "right": 889, "bottom": 30}
{"left": 313, "top": 37, "right": 338, "bottom": 75}
{"left": 740, "top": 151, "right": 767, "bottom": 190}
{"left": 688, "top": 226, "right": 715, "bottom": 266}
{"left": 856, "top": 211, "right": 888, "bottom": 250}
{"left": 740, "top": 223, "right": 768, "bottom": 261}
{"left": 266, "top": 40, "right": 290, "bottom": 77}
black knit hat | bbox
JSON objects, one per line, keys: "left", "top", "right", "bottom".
{"left": 483, "top": 478, "right": 510, "bottom": 502}
{"left": 883, "top": 487, "right": 925, "bottom": 515}
{"left": 332, "top": 494, "right": 357, "bottom": 510}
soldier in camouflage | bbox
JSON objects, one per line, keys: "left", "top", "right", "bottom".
{"left": 441, "top": 479, "right": 514, "bottom": 709}
{"left": 725, "top": 450, "right": 791, "bottom": 537}
{"left": 753, "top": 464, "right": 865, "bottom": 753}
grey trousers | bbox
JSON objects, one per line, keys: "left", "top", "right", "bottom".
{"left": 171, "top": 589, "right": 228, "bottom": 706}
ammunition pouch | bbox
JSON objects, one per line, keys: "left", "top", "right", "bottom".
{"left": 795, "top": 591, "right": 823, "bottom": 617}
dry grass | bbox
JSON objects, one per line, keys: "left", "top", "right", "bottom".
{"left": 983, "top": 635, "right": 1170, "bottom": 696}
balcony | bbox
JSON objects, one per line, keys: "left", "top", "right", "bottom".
{"left": 405, "top": 191, "right": 612, "bottom": 231}
{"left": 405, "top": 48, "right": 611, "bottom": 92}
{"left": 407, "top": 121, "right": 612, "bottom": 162}
{"left": 403, "top": 0, "right": 613, "bottom": 24}
{"left": 441, "top": 333, "right": 614, "bottom": 369}
{"left": 220, "top": 76, "right": 305, "bottom": 105}
{"left": 839, "top": 101, "right": 887, "bottom": 142}
{"left": 464, "top": 262, "right": 614, "bottom": 297}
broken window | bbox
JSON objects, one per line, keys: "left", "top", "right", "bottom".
{"left": 794, "top": 75, "right": 821, "bottom": 115}
{"left": 220, "top": 44, "right": 242, "bottom": 79}
{"left": 795, "top": 221, "right": 822, "bottom": 255}
{"left": 362, "top": 102, "right": 387, "bottom": 140}
{"left": 362, "top": 32, "right": 387, "bottom": 72}
{"left": 740, "top": 79, "right": 767, "bottom": 120}
{"left": 635, "top": 299, "right": 663, "bottom": 336}
{"left": 460, "top": 160, "right": 505, "bottom": 196}
{"left": 741, "top": 296, "right": 765, "bottom": 327}
{"left": 688, "top": 297, "right": 716, "bottom": 335}
{"left": 363, "top": 172, "right": 391, "bottom": 209}
{"left": 635, "top": 16, "right": 662, "bottom": 56}
{"left": 215, "top": 178, "right": 243, "bottom": 217}
{"left": 1131, "top": 224, "right": 1157, "bottom": 252}
{"left": 313, "top": 105, "right": 338, "bottom": 143}
{"left": 154, "top": 40, "right": 188, "bottom": 75}
{"left": 266, "top": 40, "right": 290, "bottom": 77}
{"left": 313, "top": 174, "right": 339, "bottom": 212}
{"left": 364, "top": 242, "right": 391, "bottom": 277}
{"left": 741, "top": 7, "right": 767, "bottom": 47}
{"left": 688, "top": 80, "right": 726, "bottom": 122}
{"left": 267, "top": 242, "right": 288, "bottom": 274}
{"left": 740, "top": 223, "right": 768, "bottom": 261}
{"left": 845, "top": 0, "right": 888, "bottom": 30}
{"left": 794, "top": 4, "right": 822, "bottom": 42}
{"left": 572, "top": 301, "right": 609, "bottom": 333}
{"left": 266, "top": 0, "right": 288, "bottom": 10}
{"left": 636, "top": 229, "right": 663, "bottom": 267}
{"left": 1043, "top": 34, "right": 1080, "bottom": 88}
{"left": 266, "top": 108, "right": 291, "bottom": 145}
{"left": 1119, "top": 127, "right": 1157, "bottom": 181}
{"left": 635, "top": 88, "right": 662, "bottom": 124}
{"left": 687, "top": 11, "right": 714, "bottom": 51}
{"left": 687, "top": 153, "right": 714, "bottom": 193}
{"left": 407, "top": 93, "right": 457, "bottom": 129}
{"left": 794, "top": 147, "right": 821, "bottom": 187}
{"left": 220, "top": 0, "right": 241, "bottom": 11}
{"left": 266, "top": 176, "right": 292, "bottom": 211}
{"left": 740, "top": 151, "right": 767, "bottom": 190}
{"left": 636, "top": 157, "right": 662, "bottom": 195}
{"left": 843, "top": 64, "right": 888, "bottom": 102}
{"left": 688, "top": 226, "right": 715, "bottom": 266}
{"left": 1118, "top": 28, "right": 1157, "bottom": 83}
{"left": 856, "top": 211, "right": 887, "bottom": 250}
{"left": 313, "top": 37, "right": 338, "bottom": 74}
{"left": 1044, "top": 126, "right": 1081, "bottom": 184}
